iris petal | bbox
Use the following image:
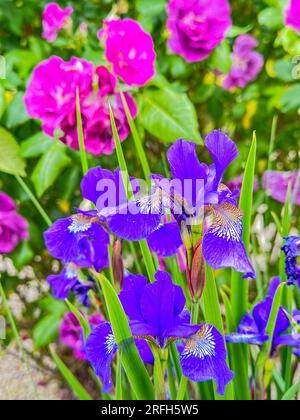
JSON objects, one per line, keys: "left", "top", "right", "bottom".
{"left": 205, "top": 130, "right": 238, "bottom": 191}
{"left": 147, "top": 222, "right": 182, "bottom": 257}
{"left": 180, "top": 324, "right": 234, "bottom": 396}
{"left": 85, "top": 322, "right": 117, "bottom": 393}
{"left": 203, "top": 201, "right": 255, "bottom": 279}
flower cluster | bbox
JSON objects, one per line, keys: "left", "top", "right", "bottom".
{"left": 223, "top": 35, "right": 264, "bottom": 90}
{"left": 86, "top": 271, "right": 233, "bottom": 395}
{"left": 24, "top": 57, "right": 137, "bottom": 156}
{"left": 42, "top": 2, "right": 73, "bottom": 42}
{"left": 0, "top": 192, "right": 28, "bottom": 254}
{"left": 167, "top": 0, "right": 232, "bottom": 62}
{"left": 227, "top": 277, "right": 300, "bottom": 356}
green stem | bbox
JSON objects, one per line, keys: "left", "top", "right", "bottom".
{"left": 116, "top": 352, "right": 123, "bottom": 400}
{"left": 167, "top": 357, "right": 177, "bottom": 400}
{"left": 76, "top": 88, "right": 89, "bottom": 176}
{"left": 15, "top": 176, "right": 52, "bottom": 227}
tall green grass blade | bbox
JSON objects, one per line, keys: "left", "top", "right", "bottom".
{"left": 230, "top": 132, "right": 256, "bottom": 400}
{"left": 15, "top": 175, "right": 52, "bottom": 227}
{"left": 120, "top": 92, "right": 151, "bottom": 186}
{"left": 167, "top": 357, "right": 177, "bottom": 400}
{"left": 109, "top": 105, "right": 156, "bottom": 282}
{"left": 49, "top": 345, "right": 92, "bottom": 400}
{"left": 65, "top": 299, "right": 91, "bottom": 341}
{"left": 279, "top": 186, "right": 293, "bottom": 392}
{"left": 202, "top": 266, "right": 234, "bottom": 400}
{"left": 76, "top": 88, "right": 89, "bottom": 176}
{"left": 231, "top": 132, "right": 256, "bottom": 325}
{"left": 116, "top": 353, "right": 123, "bottom": 400}
{"left": 281, "top": 380, "right": 300, "bottom": 400}
{"left": 97, "top": 273, "right": 154, "bottom": 400}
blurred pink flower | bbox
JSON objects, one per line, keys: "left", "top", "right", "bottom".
{"left": 227, "top": 174, "right": 259, "bottom": 193}
{"left": 60, "top": 312, "right": 102, "bottom": 360}
{"left": 42, "top": 2, "right": 73, "bottom": 42}
{"left": 223, "top": 35, "right": 264, "bottom": 90}
{"left": 99, "top": 19, "right": 156, "bottom": 86}
{"left": 166, "top": 0, "right": 232, "bottom": 62}
{"left": 285, "top": 0, "right": 300, "bottom": 33}
{"left": 263, "top": 170, "right": 300, "bottom": 205}
{"left": 0, "top": 192, "right": 29, "bottom": 254}
{"left": 24, "top": 56, "right": 94, "bottom": 136}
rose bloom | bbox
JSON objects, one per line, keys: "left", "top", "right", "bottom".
{"left": 42, "top": 2, "right": 73, "bottom": 42}
{"left": 285, "top": 0, "right": 300, "bottom": 33}
{"left": 0, "top": 192, "right": 29, "bottom": 253}
{"left": 99, "top": 19, "right": 156, "bottom": 86}
{"left": 167, "top": 0, "right": 232, "bottom": 62}
{"left": 24, "top": 56, "right": 94, "bottom": 137}
{"left": 24, "top": 57, "right": 137, "bottom": 156}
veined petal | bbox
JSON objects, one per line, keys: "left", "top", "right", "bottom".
{"left": 203, "top": 201, "right": 255, "bottom": 279}
{"left": 180, "top": 324, "right": 234, "bottom": 396}
{"left": 147, "top": 222, "right": 182, "bottom": 257}
{"left": 205, "top": 130, "right": 238, "bottom": 191}
{"left": 273, "top": 333, "right": 300, "bottom": 348}
{"left": 85, "top": 322, "right": 117, "bottom": 393}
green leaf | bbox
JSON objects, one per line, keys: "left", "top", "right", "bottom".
{"left": 97, "top": 273, "right": 154, "bottom": 400}
{"left": 280, "top": 85, "right": 300, "bottom": 113}
{"left": 65, "top": 299, "right": 91, "bottom": 341}
{"left": 258, "top": 7, "right": 284, "bottom": 30}
{"left": 226, "top": 25, "right": 253, "bottom": 37}
{"left": 49, "top": 346, "right": 92, "bottom": 400}
{"left": 211, "top": 41, "right": 232, "bottom": 74}
{"left": 32, "top": 315, "right": 60, "bottom": 348}
{"left": 0, "top": 126, "right": 26, "bottom": 176}
{"left": 4, "top": 92, "right": 30, "bottom": 128}
{"left": 138, "top": 86, "right": 201, "bottom": 143}
{"left": 281, "top": 380, "right": 300, "bottom": 400}
{"left": 31, "top": 141, "right": 71, "bottom": 197}
{"left": 76, "top": 88, "right": 89, "bottom": 176}
{"left": 20, "top": 132, "right": 53, "bottom": 158}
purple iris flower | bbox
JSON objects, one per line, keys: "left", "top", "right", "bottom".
{"left": 80, "top": 166, "right": 183, "bottom": 258}
{"left": 103, "top": 130, "right": 255, "bottom": 279}
{"left": 226, "top": 277, "right": 300, "bottom": 354}
{"left": 47, "top": 263, "right": 96, "bottom": 306}
{"left": 85, "top": 271, "right": 233, "bottom": 395}
{"left": 44, "top": 210, "right": 109, "bottom": 272}
{"left": 281, "top": 236, "right": 300, "bottom": 287}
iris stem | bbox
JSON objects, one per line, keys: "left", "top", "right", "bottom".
{"left": 15, "top": 176, "right": 52, "bottom": 227}
{"left": 167, "top": 357, "right": 177, "bottom": 400}
{"left": 176, "top": 300, "right": 199, "bottom": 400}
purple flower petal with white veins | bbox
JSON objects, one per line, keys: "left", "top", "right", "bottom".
{"left": 180, "top": 324, "right": 234, "bottom": 396}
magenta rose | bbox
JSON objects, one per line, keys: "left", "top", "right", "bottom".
{"left": 285, "top": 0, "right": 300, "bottom": 33}
{"left": 42, "top": 2, "right": 73, "bottom": 42}
{"left": 263, "top": 171, "right": 300, "bottom": 205}
{"left": 99, "top": 19, "right": 156, "bottom": 86}
{"left": 167, "top": 0, "right": 232, "bottom": 62}
{"left": 0, "top": 192, "right": 29, "bottom": 254}
{"left": 24, "top": 56, "right": 94, "bottom": 137}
